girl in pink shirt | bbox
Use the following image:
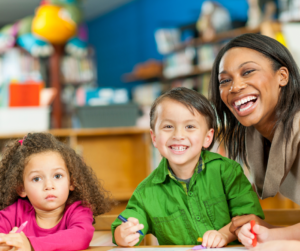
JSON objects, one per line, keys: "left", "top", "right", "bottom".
{"left": 0, "top": 133, "right": 111, "bottom": 251}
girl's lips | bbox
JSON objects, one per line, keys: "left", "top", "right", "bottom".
{"left": 45, "top": 195, "right": 56, "bottom": 200}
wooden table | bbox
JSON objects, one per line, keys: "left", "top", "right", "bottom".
{"left": 84, "top": 245, "right": 243, "bottom": 251}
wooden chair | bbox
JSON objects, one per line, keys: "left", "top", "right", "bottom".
{"left": 263, "top": 209, "right": 300, "bottom": 226}
{"left": 90, "top": 215, "right": 117, "bottom": 247}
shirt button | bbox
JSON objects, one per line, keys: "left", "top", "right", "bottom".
{"left": 188, "top": 192, "right": 193, "bottom": 197}
{"left": 196, "top": 216, "right": 201, "bottom": 221}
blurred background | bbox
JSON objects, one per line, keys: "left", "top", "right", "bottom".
{"left": 0, "top": 0, "right": 299, "bottom": 225}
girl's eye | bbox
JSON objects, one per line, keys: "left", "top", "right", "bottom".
{"left": 33, "top": 177, "right": 41, "bottom": 182}
{"left": 219, "top": 79, "right": 231, "bottom": 85}
{"left": 54, "top": 174, "right": 62, "bottom": 179}
{"left": 243, "top": 69, "right": 255, "bottom": 76}
{"left": 186, "top": 125, "right": 195, "bottom": 129}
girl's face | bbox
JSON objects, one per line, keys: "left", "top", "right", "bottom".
{"left": 19, "top": 151, "right": 74, "bottom": 212}
{"left": 218, "top": 47, "right": 288, "bottom": 128}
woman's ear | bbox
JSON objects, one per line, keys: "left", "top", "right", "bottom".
{"left": 203, "top": 128, "right": 214, "bottom": 149}
{"left": 17, "top": 186, "right": 27, "bottom": 198}
{"left": 278, "top": 67, "right": 289, "bottom": 87}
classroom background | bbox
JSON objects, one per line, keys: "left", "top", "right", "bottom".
{"left": 0, "top": 0, "right": 299, "bottom": 245}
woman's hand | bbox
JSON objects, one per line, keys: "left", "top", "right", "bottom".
{"left": 230, "top": 214, "right": 269, "bottom": 236}
{"left": 249, "top": 240, "right": 300, "bottom": 251}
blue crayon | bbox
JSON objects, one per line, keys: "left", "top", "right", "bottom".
{"left": 118, "top": 215, "right": 144, "bottom": 236}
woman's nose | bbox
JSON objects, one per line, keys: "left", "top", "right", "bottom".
{"left": 229, "top": 79, "right": 247, "bottom": 93}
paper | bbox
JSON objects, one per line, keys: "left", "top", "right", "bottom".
{"left": 108, "top": 247, "right": 247, "bottom": 251}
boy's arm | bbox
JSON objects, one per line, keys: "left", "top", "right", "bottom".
{"left": 222, "top": 162, "right": 264, "bottom": 219}
{"left": 218, "top": 222, "right": 237, "bottom": 244}
{"left": 112, "top": 190, "right": 149, "bottom": 246}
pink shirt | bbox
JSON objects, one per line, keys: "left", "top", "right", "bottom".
{"left": 0, "top": 198, "right": 94, "bottom": 251}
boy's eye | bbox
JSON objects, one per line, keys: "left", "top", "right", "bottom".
{"left": 54, "top": 174, "right": 62, "bottom": 179}
{"left": 164, "top": 125, "right": 173, "bottom": 129}
{"left": 186, "top": 125, "right": 195, "bottom": 129}
{"left": 32, "top": 177, "right": 41, "bottom": 182}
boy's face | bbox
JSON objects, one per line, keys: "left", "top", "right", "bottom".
{"left": 150, "top": 98, "right": 214, "bottom": 170}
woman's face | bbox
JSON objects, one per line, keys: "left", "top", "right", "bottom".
{"left": 218, "top": 47, "right": 288, "bottom": 128}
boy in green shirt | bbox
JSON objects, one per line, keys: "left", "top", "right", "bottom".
{"left": 112, "top": 87, "right": 264, "bottom": 247}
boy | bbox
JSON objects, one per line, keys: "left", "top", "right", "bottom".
{"left": 111, "top": 87, "right": 264, "bottom": 248}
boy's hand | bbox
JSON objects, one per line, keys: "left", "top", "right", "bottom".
{"left": 238, "top": 222, "right": 269, "bottom": 248}
{"left": 115, "top": 217, "right": 144, "bottom": 247}
{"left": 230, "top": 214, "right": 265, "bottom": 236}
{"left": 0, "top": 232, "right": 32, "bottom": 251}
{"left": 202, "top": 230, "right": 228, "bottom": 248}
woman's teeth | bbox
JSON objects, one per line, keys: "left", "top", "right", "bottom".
{"left": 171, "top": 146, "right": 187, "bottom": 151}
{"left": 234, "top": 96, "right": 257, "bottom": 112}
{"left": 234, "top": 96, "right": 257, "bottom": 106}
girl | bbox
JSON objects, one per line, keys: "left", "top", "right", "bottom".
{"left": 0, "top": 133, "right": 111, "bottom": 251}
{"left": 209, "top": 33, "right": 300, "bottom": 250}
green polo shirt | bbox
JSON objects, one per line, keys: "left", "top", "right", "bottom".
{"left": 111, "top": 150, "right": 264, "bottom": 245}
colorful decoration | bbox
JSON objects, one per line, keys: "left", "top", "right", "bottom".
{"left": 0, "top": 0, "right": 88, "bottom": 58}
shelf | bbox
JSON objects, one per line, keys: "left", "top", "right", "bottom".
{"left": 122, "top": 73, "right": 163, "bottom": 83}
{"left": 169, "top": 26, "right": 261, "bottom": 53}
{"left": 163, "top": 66, "right": 212, "bottom": 81}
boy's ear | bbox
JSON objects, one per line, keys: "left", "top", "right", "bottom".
{"left": 150, "top": 129, "right": 157, "bottom": 148}
{"left": 203, "top": 129, "right": 214, "bottom": 149}
{"left": 17, "top": 186, "right": 27, "bottom": 198}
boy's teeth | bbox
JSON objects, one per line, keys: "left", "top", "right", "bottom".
{"left": 234, "top": 96, "right": 257, "bottom": 106}
{"left": 172, "top": 146, "right": 187, "bottom": 151}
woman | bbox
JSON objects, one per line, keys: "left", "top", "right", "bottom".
{"left": 209, "top": 33, "right": 300, "bottom": 250}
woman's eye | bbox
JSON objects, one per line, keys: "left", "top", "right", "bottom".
{"left": 32, "top": 177, "right": 41, "bottom": 182}
{"left": 219, "top": 79, "right": 231, "bottom": 85}
{"left": 54, "top": 174, "right": 62, "bottom": 179}
{"left": 243, "top": 69, "right": 255, "bottom": 76}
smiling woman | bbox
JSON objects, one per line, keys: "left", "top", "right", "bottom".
{"left": 209, "top": 33, "right": 300, "bottom": 247}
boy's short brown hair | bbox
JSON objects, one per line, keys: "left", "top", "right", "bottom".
{"left": 150, "top": 87, "right": 217, "bottom": 150}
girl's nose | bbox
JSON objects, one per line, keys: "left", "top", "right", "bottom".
{"left": 44, "top": 179, "right": 55, "bottom": 190}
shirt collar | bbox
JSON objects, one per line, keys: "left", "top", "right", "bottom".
{"left": 153, "top": 150, "right": 220, "bottom": 184}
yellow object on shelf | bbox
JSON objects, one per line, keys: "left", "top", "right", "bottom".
{"left": 32, "top": 5, "right": 76, "bottom": 44}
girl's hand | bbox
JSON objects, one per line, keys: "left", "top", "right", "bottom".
{"left": 238, "top": 222, "right": 269, "bottom": 248}
{"left": 202, "top": 230, "right": 228, "bottom": 248}
{"left": 250, "top": 240, "right": 300, "bottom": 251}
{"left": 0, "top": 232, "right": 32, "bottom": 251}
{"left": 115, "top": 217, "right": 144, "bottom": 247}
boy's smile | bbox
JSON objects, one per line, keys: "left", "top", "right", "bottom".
{"left": 150, "top": 98, "right": 214, "bottom": 179}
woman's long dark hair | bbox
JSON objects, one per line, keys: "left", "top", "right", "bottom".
{"left": 210, "top": 33, "right": 300, "bottom": 166}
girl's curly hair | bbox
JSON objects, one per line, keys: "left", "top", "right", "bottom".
{"left": 0, "top": 132, "right": 112, "bottom": 216}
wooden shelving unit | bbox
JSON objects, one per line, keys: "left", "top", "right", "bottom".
{"left": 0, "top": 127, "right": 152, "bottom": 213}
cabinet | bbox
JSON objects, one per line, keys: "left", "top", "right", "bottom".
{"left": 0, "top": 127, "right": 152, "bottom": 214}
